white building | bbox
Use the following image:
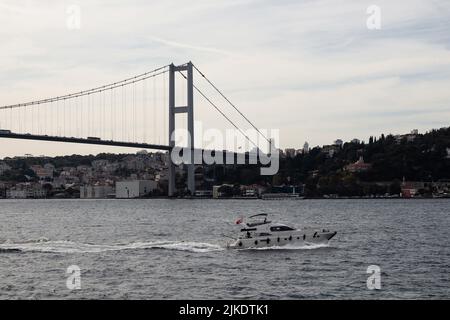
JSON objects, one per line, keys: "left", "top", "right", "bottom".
{"left": 8, "top": 189, "right": 28, "bottom": 199}
{"left": 334, "top": 139, "right": 343, "bottom": 147}
{"left": 322, "top": 145, "right": 340, "bottom": 158}
{"left": 115, "top": 180, "right": 157, "bottom": 198}
{"left": 80, "top": 185, "right": 114, "bottom": 199}
{"left": 7, "top": 183, "right": 46, "bottom": 199}
{"left": 303, "top": 141, "right": 309, "bottom": 154}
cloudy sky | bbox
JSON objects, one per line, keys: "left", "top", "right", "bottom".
{"left": 1, "top": 0, "right": 450, "bottom": 157}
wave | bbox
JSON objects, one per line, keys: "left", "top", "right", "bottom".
{"left": 0, "top": 239, "right": 225, "bottom": 254}
{"left": 1, "top": 237, "right": 50, "bottom": 245}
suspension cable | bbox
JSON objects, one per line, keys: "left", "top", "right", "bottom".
{"left": 192, "top": 64, "right": 271, "bottom": 145}
{"left": 177, "top": 71, "right": 259, "bottom": 150}
{"left": 0, "top": 65, "right": 170, "bottom": 110}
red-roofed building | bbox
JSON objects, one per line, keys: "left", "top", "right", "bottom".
{"left": 345, "top": 156, "right": 372, "bottom": 173}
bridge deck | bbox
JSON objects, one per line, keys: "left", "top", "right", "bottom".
{"left": 0, "top": 132, "right": 171, "bottom": 151}
{"left": 0, "top": 132, "right": 266, "bottom": 163}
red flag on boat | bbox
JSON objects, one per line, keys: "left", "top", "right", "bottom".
{"left": 235, "top": 217, "right": 243, "bottom": 224}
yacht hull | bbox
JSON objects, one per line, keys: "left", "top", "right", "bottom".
{"left": 226, "top": 230, "right": 336, "bottom": 249}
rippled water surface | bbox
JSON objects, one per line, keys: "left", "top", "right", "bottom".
{"left": 0, "top": 199, "right": 449, "bottom": 299}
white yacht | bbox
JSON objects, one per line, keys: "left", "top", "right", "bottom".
{"left": 226, "top": 214, "right": 337, "bottom": 249}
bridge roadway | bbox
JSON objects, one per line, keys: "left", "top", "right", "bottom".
{"left": 0, "top": 132, "right": 171, "bottom": 151}
{"left": 0, "top": 132, "right": 263, "bottom": 164}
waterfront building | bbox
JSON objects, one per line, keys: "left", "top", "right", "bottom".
{"left": 80, "top": 184, "right": 115, "bottom": 199}
{"left": 115, "top": 180, "right": 157, "bottom": 198}
{"left": 212, "top": 184, "right": 234, "bottom": 199}
{"left": 6, "top": 183, "right": 46, "bottom": 199}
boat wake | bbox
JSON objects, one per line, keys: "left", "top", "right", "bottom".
{"left": 249, "top": 243, "right": 331, "bottom": 250}
{"left": 0, "top": 238, "right": 332, "bottom": 254}
{"left": 0, "top": 238, "right": 225, "bottom": 254}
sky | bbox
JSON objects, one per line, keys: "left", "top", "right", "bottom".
{"left": 0, "top": 0, "right": 450, "bottom": 158}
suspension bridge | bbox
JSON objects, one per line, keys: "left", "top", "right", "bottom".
{"left": 0, "top": 62, "right": 271, "bottom": 196}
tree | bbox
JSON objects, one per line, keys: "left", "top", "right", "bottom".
{"left": 389, "top": 180, "right": 401, "bottom": 195}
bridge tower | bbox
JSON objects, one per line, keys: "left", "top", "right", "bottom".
{"left": 168, "top": 62, "right": 195, "bottom": 197}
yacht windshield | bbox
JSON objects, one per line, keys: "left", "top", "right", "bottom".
{"left": 270, "top": 226, "right": 295, "bottom": 232}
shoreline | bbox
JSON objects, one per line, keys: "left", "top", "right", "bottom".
{"left": 0, "top": 196, "right": 449, "bottom": 200}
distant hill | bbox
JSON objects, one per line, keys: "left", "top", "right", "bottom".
{"left": 273, "top": 127, "right": 450, "bottom": 196}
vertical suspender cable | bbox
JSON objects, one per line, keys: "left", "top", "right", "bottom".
{"left": 103, "top": 89, "right": 106, "bottom": 139}
{"left": 163, "top": 71, "right": 166, "bottom": 145}
{"left": 122, "top": 85, "right": 125, "bottom": 141}
{"left": 63, "top": 98, "right": 66, "bottom": 136}
{"left": 143, "top": 79, "right": 146, "bottom": 143}
{"left": 133, "top": 81, "right": 136, "bottom": 142}
{"left": 110, "top": 88, "right": 113, "bottom": 141}
{"left": 153, "top": 76, "right": 156, "bottom": 144}
{"left": 80, "top": 95, "right": 83, "bottom": 137}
